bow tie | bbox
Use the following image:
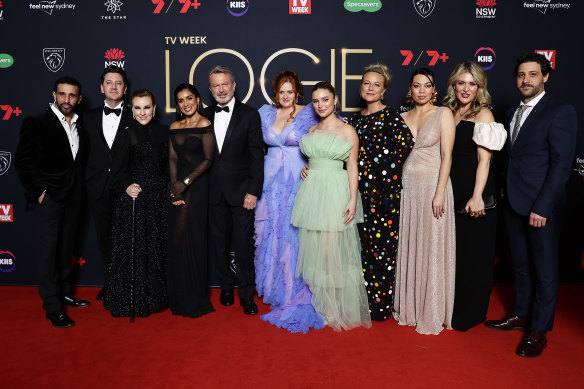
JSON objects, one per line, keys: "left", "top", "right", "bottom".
{"left": 215, "top": 105, "right": 230, "bottom": 113}
{"left": 104, "top": 106, "right": 122, "bottom": 116}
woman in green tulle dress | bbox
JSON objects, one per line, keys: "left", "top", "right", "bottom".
{"left": 291, "top": 82, "right": 371, "bottom": 331}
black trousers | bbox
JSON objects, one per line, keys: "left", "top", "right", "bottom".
{"left": 504, "top": 200, "right": 561, "bottom": 332}
{"left": 35, "top": 186, "right": 82, "bottom": 314}
{"left": 209, "top": 196, "right": 255, "bottom": 300}
{"left": 88, "top": 194, "right": 114, "bottom": 271}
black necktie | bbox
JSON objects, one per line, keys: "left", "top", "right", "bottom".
{"left": 215, "top": 105, "right": 230, "bottom": 113}
{"left": 104, "top": 106, "right": 122, "bottom": 116}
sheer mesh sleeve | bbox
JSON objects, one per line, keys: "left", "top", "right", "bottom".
{"left": 184, "top": 128, "right": 215, "bottom": 182}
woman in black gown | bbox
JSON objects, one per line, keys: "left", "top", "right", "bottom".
{"left": 443, "top": 61, "right": 506, "bottom": 331}
{"left": 167, "top": 83, "right": 215, "bottom": 318}
{"left": 104, "top": 89, "right": 169, "bottom": 318}
{"left": 350, "top": 63, "right": 414, "bottom": 320}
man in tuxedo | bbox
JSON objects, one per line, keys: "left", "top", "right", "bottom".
{"left": 15, "top": 76, "right": 90, "bottom": 328}
{"left": 83, "top": 65, "right": 132, "bottom": 301}
{"left": 485, "top": 53, "right": 578, "bottom": 357}
{"left": 205, "top": 65, "right": 263, "bottom": 315}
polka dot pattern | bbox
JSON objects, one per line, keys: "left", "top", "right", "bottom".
{"left": 351, "top": 107, "right": 414, "bottom": 321}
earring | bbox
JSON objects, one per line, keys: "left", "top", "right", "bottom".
{"left": 406, "top": 90, "right": 413, "bottom": 105}
{"left": 430, "top": 90, "right": 438, "bottom": 105}
{"left": 132, "top": 112, "right": 135, "bottom": 119}
{"left": 381, "top": 94, "right": 384, "bottom": 101}
{"left": 152, "top": 110, "right": 155, "bottom": 118}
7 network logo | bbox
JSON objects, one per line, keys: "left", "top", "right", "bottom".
{"left": 400, "top": 50, "right": 449, "bottom": 66}
{"left": 152, "top": 0, "right": 201, "bottom": 13}
{"left": 290, "top": 0, "right": 310, "bottom": 14}
{"left": 0, "top": 1, "right": 4, "bottom": 21}
{"left": 1, "top": 105, "right": 22, "bottom": 120}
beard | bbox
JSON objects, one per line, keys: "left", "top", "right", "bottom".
{"left": 56, "top": 102, "right": 74, "bottom": 116}
{"left": 213, "top": 90, "right": 234, "bottom": 105}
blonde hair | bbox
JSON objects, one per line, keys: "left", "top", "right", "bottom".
{"left": 442, "top": 61, "right": 492, "bottom": 119}
{"left": 362, "top": 63, "right": 392, "bottom": 88}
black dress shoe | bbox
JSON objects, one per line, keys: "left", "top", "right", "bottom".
{"left": 63, "top": 295, "right": 91, "bottom": 308}
{"left": 46, "top": 312, "right": 75, "bottom": 328}
{"left": 241, "top": 298, "right": 258, "bottom": 315}
{"left": 516, "top": 330, "right": 547, "bottom": 357}
{"left": 484, "top": 313, "right": 527, "bottom": 331}
{"left": 96, "top": 288, "right": 105, "bottom": 301}
{"left": 220, "top": 289, "right": 234, "bottom": 306}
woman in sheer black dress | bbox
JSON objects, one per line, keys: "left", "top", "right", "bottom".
{"left": 167, "top": 83, "right": 216, "bottom": 318}
{"left": 104, "top": 89, "right": 169, "bottom": 317}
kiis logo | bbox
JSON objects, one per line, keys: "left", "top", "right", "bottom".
{"left": 227, "top": 0, "right": 249, "bottom": 16}
{"left": 0, "top": 204, "right": 13, "bottom": 222}
{"left": 475, "top": 47, "right": 496, "bottom": 70}
{"left": 0, "top": 151, "right": 11, "bottom": 176}
{"left": 401, "top": 50, "right": 449, "bottom": 66}
{"left": 0, "top": 105, "right": 22, "bottom": 120}
{"left": 289, "top": 0, "right": 310, "bottom": 14}
{"left": 535, "top": 50, "right": 556, "bottom": 69}
{"left": 104, "top": 48, "right": 125, "bottom": 69}
{"left": 0, "top": 251, "right": 15, "bottom": 272}
{"left": 413, "top": 0, "right": 435, "bottom": 18}
{"left": 43, "top": 48, "right": 65, "bottom": 72}
{"left": 476, "top": 0, "right": 496, "bottom": 18}
{"left": 29, "top": 1, "right": 76, "bottom": 15}
{"left": 152, "top": 0, "right": 201, "bottom": 13}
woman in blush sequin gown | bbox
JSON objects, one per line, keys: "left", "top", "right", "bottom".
{"left": 104, "top": 89, "right": 169, "bottom": 318}
{"left": 350, "top": 63, "right": 414, "bottom": 321}
{"left": 254, "top": 70, "right": 324, "bottom": 333}
{"left": 393, "top": 68, "right": 457, "bottom": 335}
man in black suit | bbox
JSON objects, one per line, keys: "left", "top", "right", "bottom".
{"left": 485, "top": 53, "right": 578, "bottom": 357}
{"left": 205, "top": 65, "right": 264, "bottom": 315}
{"left": 15, "top": 76, "right": 90, "bottom": 328}
{"left": 83, "top": 65, "right": 132, "bottom": 300}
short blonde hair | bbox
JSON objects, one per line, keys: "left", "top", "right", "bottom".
{"left": 362, "top": 63, "right": 392, "bottom": 88}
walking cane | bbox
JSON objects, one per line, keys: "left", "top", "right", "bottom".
{"left": 130, "top": 196, "right": 136, "bottom": 323}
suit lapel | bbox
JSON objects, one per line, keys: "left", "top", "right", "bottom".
{"left": 222, "top": 100, "right": 239, "bottom": 150}
{"left": 47, "top": 109, "right": 75, "bottom": 162}
{"left": 207, "top": 104, "right": 220, "bottom": 155}
{"left": 96, "top": 107, "right": 109, "bottom": 150}
{"left": 513, "top": 94, "right": 550, "bottom": 147}
{"left": 110, "top": 106, "right": 131, "bottom": 153}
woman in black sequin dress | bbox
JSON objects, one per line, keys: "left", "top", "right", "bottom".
{"left": 104, "top": 89, "right": 169, "bottom": 317}
{"left": 167, "top": 83, "right": 215, "bottom": 318}
{"left": 350, "top": 64, "right": 414, "bottom": 320}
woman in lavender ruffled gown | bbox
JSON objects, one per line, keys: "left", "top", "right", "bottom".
{"left": 254, "top": 70, "right": 325, "bottom": 333}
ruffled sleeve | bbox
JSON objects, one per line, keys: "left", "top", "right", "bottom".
{"left": 258, "top": 104, "right": 276, "bottom": 132}
{"left": 473, "top": 122, "right": 507, "bottom": 151}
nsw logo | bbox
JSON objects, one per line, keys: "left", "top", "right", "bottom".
{"left": 475, "top": 47, "right": 496, "bottom": 70}
{"left": 0, "top": 204, "right": 13, "bottom": 222}
{"left": 344, "top": 0, "right": 382, "bottom": 12}
{"left": 0, "top": 251, "right": 15, "bottom": 272}
{"left": 289, "top": 0, "right": 310, "bottom": 14}
{"left": 227, "top": 0, "right": 249, "bottom": 16}
{"left": 43, "top": 48, "right": 65, "bottom": 72}
{"left": 476, "top": 0, "right": 496, "bottom": 18}
{"left": 104, "top": 48, "right": 125, "bottom": 68}
{"left": 413, "top": 0, "right": 435, "bottom": 18}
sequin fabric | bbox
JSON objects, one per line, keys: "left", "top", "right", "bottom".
{"left": 351, "top": 107, "right": 414, "bottom": 321}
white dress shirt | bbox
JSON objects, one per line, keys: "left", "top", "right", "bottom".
{"left": 213, "top": 98, "right": 235, "bottom": 153}
{"left": 50, "top": 103, "right": 79, "bottom": 160}
{"left": 510, "top": 91, "right": 546, "bottom": 138}
{"left": 102, "top": 101, "right": 124, "bottom": 149}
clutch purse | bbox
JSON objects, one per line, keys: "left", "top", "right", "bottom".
{"left": 456, "top": 194, "right": 497, "bottom": 214}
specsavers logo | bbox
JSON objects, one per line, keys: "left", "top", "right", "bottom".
{"left": 344, "top": 0, "right": 381, "bottom": 12}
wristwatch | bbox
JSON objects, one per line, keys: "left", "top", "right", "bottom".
{"left": 183, "top": 177, "right": 191, "bottom": 186}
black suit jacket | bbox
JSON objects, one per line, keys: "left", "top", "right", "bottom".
{"left": 504, "top": 93, "right": 578, "bottom": 218}
{"left": 15, "top": 108, "right": 86, "bottom": 203}
{"left": 204, "top": 100, "right": 263, "bottom": 206}
{"left": 83, "top": 105, "right": 132, "bottom": 201}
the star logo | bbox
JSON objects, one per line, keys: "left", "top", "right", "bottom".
{"left": 104, "top": 0, "right": 123, "bottom": 13}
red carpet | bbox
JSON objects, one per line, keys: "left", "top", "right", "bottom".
{"left": 2, "top": 285, "right": 582, "bottom": 388}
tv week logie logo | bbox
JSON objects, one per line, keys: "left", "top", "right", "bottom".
{"left": 535, "top": 50, "right": 556, "bottom": 69}
{"left": 0, "top": 204, "right": 13, "bottom": 222}
{"left": 290, "top": 0, "right": 310, "bottom": 14}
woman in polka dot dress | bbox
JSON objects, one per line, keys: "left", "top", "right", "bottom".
{"left": 350, "top": 64, "right": 414, "bottom": 321}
